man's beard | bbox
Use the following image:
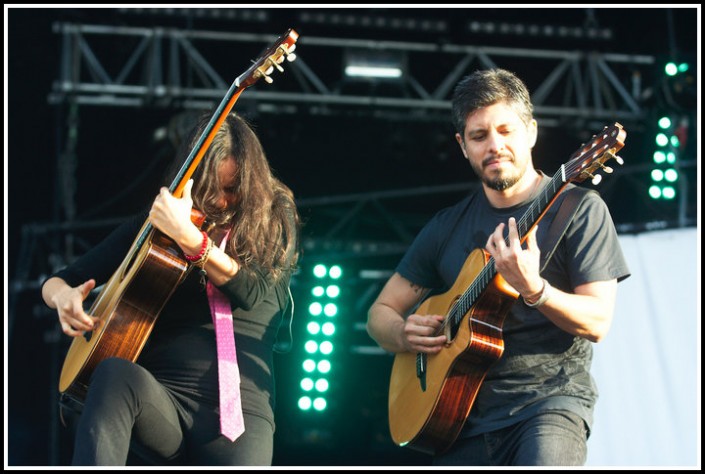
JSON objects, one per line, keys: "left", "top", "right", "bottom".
{"left": 483, "top": 173, "right": 521, "bottom": 191}
{"left": 471, "top": 155, "right": 523, "bottom": 191}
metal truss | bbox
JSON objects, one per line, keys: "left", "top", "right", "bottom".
{"left": 41, "top": 23, "right": 694, "bottom": 262}
{"left": 20, "top": 22, "right": 688, "bottom": 331}
{"left": 38, "top": 22, "right": 694, "bottom": 268}
{"left": 44, "top": 23, "right": 661, "bottom": 253}
{"left": 49, "top": 22, "right": 656, "bottom": 129}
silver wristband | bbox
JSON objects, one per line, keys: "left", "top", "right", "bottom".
{"left": 523, "top": 278, "right": 551, "bottom": 308}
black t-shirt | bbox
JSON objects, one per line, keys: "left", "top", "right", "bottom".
{"left": 50, "top": 211, "right": 295, "bottom": 429}
{"left": 396, "top": 173, "right": 630, "bottom": 437}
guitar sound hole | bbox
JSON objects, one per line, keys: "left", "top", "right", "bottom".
{"left": 82, "top": 330, "right": 92, "bottom": 342}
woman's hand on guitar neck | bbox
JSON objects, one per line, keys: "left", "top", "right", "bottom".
{"left": 149, "top": 179, "right": 204, "bottom": 255}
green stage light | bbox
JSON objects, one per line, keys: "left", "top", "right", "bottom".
{"left": 321, "top": 322, "right": 335, "bottom": 336}
{"left": 304, "top": 340, "right": 318, "bottom": 353}
{"left": 300, "top": 378, "right": 314, "bottom": 391}
{"left": 326, "top": 285, "right": 340, "bottom": 298}
{"left": 658, "top": 116, "right": 672, "bottom": 129}
{"left": 313, "top": 397, "right": 327, "bottom": 411}
{"left": 307, "top": 321, "right": 321, "bottom": 335}
{"left": 298, "top": 396, "right": 312, "bottom": 410}
{"left": 662, "top": 186, "right": 676, "bottom": 199}
{"left": 649, "top": 113, "right": 680, "bottom": 200}
{"left": 329, "top": 265, "right": 342, "bottom": 279}
{"left": 665, "top": 62, "right": 678, "bottom": 76}
{"left": 313, "top": 264, "right": 327, "bottom": 278}
{"left": 323, "top": 303, "right": 338, "bottom": 317}
{"left": 664, "top": 61, "right": 690, "bottom": 76}
{"left": 302, "top": 359, "right": 316, "bottom": 372}
{"left": 315, "top": 378, "right": 329, "bottom": 392}
{"left": 317, "top": 360, "right": 331, "bottom": 373}
{"left": 308, "top": 302, "right": 322, "bottom": 316}
{"left": 296, "top": 261, "right": 345, "bottom": 412}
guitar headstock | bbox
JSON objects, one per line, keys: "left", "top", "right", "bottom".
{"left": 564, "top": 122, "right": 627, "bottom": 185}
{"left": 238, "top": 28, "right": 298, "bottom": 88}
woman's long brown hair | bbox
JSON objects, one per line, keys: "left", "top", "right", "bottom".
{"left": 171, "top": 112, "right": 300, "bottom": 281}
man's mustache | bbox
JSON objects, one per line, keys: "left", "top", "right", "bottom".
{"left": 482, "top": 153, "right": 513, "bottom": 168}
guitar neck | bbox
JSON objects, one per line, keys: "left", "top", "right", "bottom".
{"left": 130, "top": 28, "right": 298, "bottom": 255}
{"left": 132, "top": 87, "right": 245, "bottom": 253}
{"left": 452, "top": 170, "right": 570, "bottom": 323}
{"left": 514, "top": 169, "right": 571, "bottom": 244}
{"left": 169, "top": 28, "right": 297, "bottom": 199}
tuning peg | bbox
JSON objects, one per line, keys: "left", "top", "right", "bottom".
{"left": 278, "top": 43, "right": 297, "bottom": 62}
{"left": 604, "top": 151, "right": 624, "bottom": 166}
{"left": 591, "top": 174, "right": 602, "bottom": 185}
{"left": 263, "top": 75, "right": 273, "bottom": 84}
{"left": 600, "top": 164, "right": 614, "bottom": 174}
{"left": 268, "top": 58, "right": 284, "bottom": 73}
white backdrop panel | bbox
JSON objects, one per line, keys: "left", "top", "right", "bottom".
{"left": 588, "top": 227, "right": 700, "bottom": 467}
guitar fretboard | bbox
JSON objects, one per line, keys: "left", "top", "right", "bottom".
{"left": 442, "top": 171, "right": 568, "bottom": 334}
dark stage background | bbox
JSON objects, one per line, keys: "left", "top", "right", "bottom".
{"left": 6, "top": 6, "right": 698, "bottom": 466}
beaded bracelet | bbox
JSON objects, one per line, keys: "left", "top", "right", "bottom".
{"left": 184, "top": 231, "right": 209, "bottom": 262}
{"left": 193, "top": 237, "right": 214, "bottom": 270}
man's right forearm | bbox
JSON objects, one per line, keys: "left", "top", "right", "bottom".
{"left": 366, "top": 303, "right": 408, "bottom": 353}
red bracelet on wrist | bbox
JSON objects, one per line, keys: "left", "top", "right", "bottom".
{"left": 184, "top": 231, "right": 208, "bottom": 262}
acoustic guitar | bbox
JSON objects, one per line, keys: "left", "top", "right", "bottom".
{"left": 58, "top": 29, "right": 299, "bottom": 402}
{"left": 387, "top": 122, "right": 626, "bottom": 455}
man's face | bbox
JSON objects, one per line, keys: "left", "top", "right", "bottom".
{"left": 455, "top": 101, "right": 537, "bottom": 191}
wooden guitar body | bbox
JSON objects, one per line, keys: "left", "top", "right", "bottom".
{"left": 388, "top": 248, "right": 518, "bottom": 455}
{"left": 59, "top": 230, "right": 188, "bottom": 401}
